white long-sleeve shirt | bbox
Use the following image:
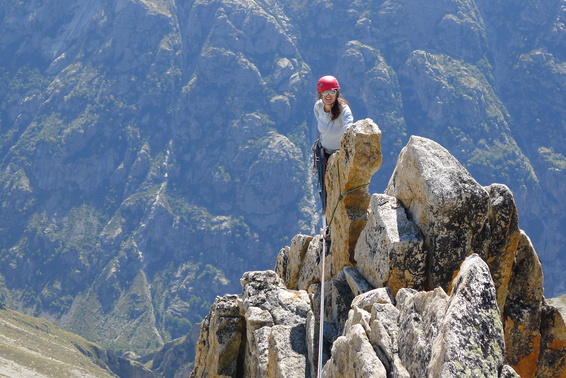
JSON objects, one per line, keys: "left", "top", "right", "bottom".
{"left": 314, "top": 99, "right": 354, "bottom": 150}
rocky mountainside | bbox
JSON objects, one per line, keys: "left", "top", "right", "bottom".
{"left": 0, "top": 301, "right": 153, "bottom": 377}
{"left": 190, "top": 122, "right": 565, "bottom": 378}
{"left": 0, "top": 0, "right": 564, "bottom": 362}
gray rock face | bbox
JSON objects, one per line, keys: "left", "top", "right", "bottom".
{"left": 190, "top": 294, "right": 243, "bottom": 378}
{"left": 274, "top": 234, "right": 313, "bottom": 290}
{"left": 354, "top": 193, "right": 425, "bottom": 296}
{"left": 191, "top": 270, "right": 313, "bottom": 378}
{"left": 192, "top": 255, "right": 522, "bottom": 377}
{"left": 428, "top": 254, "right": 505, "bottom": 377}
{"left": 192, "top": 129, "right": 566, "bottom": 377}
{"left": 0, "top": 0, "right": 315, "bottom": 356}
{"left": 322, "top": 323, "right": 388, "bottom": 378}
{"left": 385, "top": 135, "right": 491, "bottom": 292}
{"left": 397, "top": 287, "right": 449, "bottom": 377}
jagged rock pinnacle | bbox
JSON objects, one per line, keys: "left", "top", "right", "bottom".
{"left": 191, "top": 121, "right": 565, "bottom": 377}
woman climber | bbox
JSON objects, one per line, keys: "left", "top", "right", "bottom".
{"left": 312, "top": 75, "right": 354, "bottom": 216}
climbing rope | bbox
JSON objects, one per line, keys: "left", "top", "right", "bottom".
{"left": 317, "top": 214, "right": 327, "bottom": 378}
{"left": 316, "top": 159, "right": 371, "bottom": 377}
{"left": 325, "top": 182, "right": 371, "bottom": 228}
{"left": 325, "top": 159, "right": 371, "bottom": 229}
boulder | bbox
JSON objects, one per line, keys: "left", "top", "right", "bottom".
{"left": 502, "top": 231, "right": 544, "bottom": 376}
{"left": 275, "top": 234, "right": 313, "bottom": 290}
{"left": 190, "top": 294, "right": 243, "bottom": 378}
{"left": 351, "top": 287, "right": 394, "bottom": 313}
{"left": 369, "top": 302, "right": 400, "bottom": 365}
{"left": 385, "top": 135, "right": 491, "bottom": 292}
{"left": 321, "top": 323, "right": 388, "bottom": 378}
{"left": 501, "top": 230, "right": 566, "bottom": 378}
{"left": 244, "top": 306, "right": 274, "bottom": 377}
{"left": 384, "top": 137, "right": 521, "bottom": 312}
{"left": 396, "top": 287, "right": 449, "bottom": 377}
{"left": 241, "top": 271, "right": 313, "bottom": 377}
{"left": 267, "top": 324, "right": 309, "bottom": 378}
{"left": 482, "top": 183, "right": 521, "bottom": 311}
{"left": 396, "top": 255, "right": 517, "bottom": 377}
{"left": 428, "top": 254, "right": 505, "bottom": 377}
{"left": 342, "top": 265, "right": 374, "bottom": 297}
{"left": 328, "top": 269, "right": 356, "bottom": 332}
{"left": 537, "top": 304, "right": 566, "bottom": 377}
{"left": 191, "top": 271, "right": 314, "bottom": 378}
{"left": 354, "top": 193, "right": 425, "bottom": 296}
{"left": 240, "top": 271, "right": 311, "bottom": 327}
{"left": 297, "top": 235, "right": 324, "bottom": 291}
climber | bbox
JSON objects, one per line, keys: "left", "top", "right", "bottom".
{"left": 312, "top": 75, "right": 354, "bottom": 235}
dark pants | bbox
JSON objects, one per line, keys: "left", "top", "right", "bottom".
{"left": 314, "top": 141, "right": 333, "bottom": 212}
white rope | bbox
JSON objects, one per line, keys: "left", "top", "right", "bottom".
{"left": 317, "top": 214, "right": 327, "bottom": 378}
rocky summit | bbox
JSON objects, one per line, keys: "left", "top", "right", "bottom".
{"left": 190, "top": 121, "right": 565, "bottom": 377}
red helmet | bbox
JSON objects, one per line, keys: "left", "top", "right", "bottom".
{"left": 317, "top": 75, "right": 340, "bottom": 93}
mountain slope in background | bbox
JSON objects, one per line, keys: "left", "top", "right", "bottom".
{"left": 0, "top": 0, "right": 564, "bottom": 357}
{"left": 0, "top": 302, "right": 152, "bottom": 377}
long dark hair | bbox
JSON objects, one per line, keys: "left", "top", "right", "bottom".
{"left": 319, "top": 91, "right": 349, "bottom": 121}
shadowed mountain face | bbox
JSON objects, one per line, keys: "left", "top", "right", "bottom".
{"left": 0, "top": 0, "right": 563, "bottom": 355}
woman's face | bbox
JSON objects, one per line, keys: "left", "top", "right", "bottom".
{"left": 321, "top": 90, "right": 338, "bottom": 105}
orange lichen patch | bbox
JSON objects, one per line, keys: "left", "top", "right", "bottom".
{"left": 506, "top": 232, "right": 521, "bottom": 255}
{"left": 538, "top": 307, "right": 566, "bottom": 378}
{"left": 494, "top": 260, "right": 513, "bottom": 307}
{"left": 512, "top": 335, "right": 540, "bottom": 378}
{"left": 387, "top": 277, "right": 400, "bottom": 297}
{"left": 503, "top": 317, "right": 515, "bottom": 342}
{"left": 387, "top": 268, "right": 412, "bottom": 297}
{"left": 446, "top": 268, "right": 461, "bottom": 296}
{"left": 489, "top": 232, "right": 519, "bottom": 311}
{"left": 549, "top": 338, "right": 566, "bottom": 349}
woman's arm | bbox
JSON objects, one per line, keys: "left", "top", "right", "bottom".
{"left": 341, "top": 104, "right": 354, "bottom": 131}
{"left": 314, "top": 100, "right": 330, "bottom": 134}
